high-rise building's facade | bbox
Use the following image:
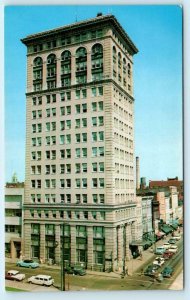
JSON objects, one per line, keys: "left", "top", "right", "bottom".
{"left": 21, "top": 13, "right": 139, "bottom": 271}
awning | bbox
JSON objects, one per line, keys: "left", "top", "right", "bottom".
{"left": 161, "top": 225, "right": 173, "bottom": 234}
{"left": 130, "top": 240, "right": 148, "bottom": 246}
{"left": 171, "top": 223, "right": 178, "bottom": 230}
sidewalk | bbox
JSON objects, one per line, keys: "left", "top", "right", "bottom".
{"left": 169, "top": 270, "right": 183, "bottom": 290}
{"left": 5, "top": 237, "right": 168, "bottom": 279}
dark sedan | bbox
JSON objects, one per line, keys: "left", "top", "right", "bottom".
{"left": 161, "top": 266, "right": 174, "bottom": 278}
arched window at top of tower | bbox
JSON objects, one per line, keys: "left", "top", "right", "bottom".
{"left": 47, "top": 54, "right": 56, "bottom": 64}
{"left": 33, "top": 57, "right": 43, "bottom": 67}
{"left": 61, "top": 50, "right": 71, "bottom": 61}
{"left": 76, "top": 47, "right": 87, "bottom": 58}
{"left": 128, "top": 63, "right": 131, "bottom": 76}
{"left": 123, "top": 58, "right": 126, "bottom": 65}
{"left": 118, "top": 52, "right": 122, "bottom": 68}
{"left": 113, "top": 46, "right": 117, "bottom": 55}
{"left": 91, "top": 43, "right": 103, "bottom": 55}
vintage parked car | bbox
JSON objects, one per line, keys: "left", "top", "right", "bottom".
{"left": 144, "top": 265, "right": 159, "bottom": 277}
{"left": 168, "top": 239, "right": 176, "bottom": 244}
{"left": 161, "top": 266, "right": 174, "bottom": 278}
{"left": 154, "top": 246, "right": 166, "bottom": 255}
{"left": 172, "top": 235, "right": 181, "bottom": 241}
{"left": 5, "top": 270, "right": 25, "bottom": 281}
{"left": 16, "top": 259, "right": 39, "bottom": 268}
{"left": 168, "top": 245, "right": 178, "bottom": 253}
{"left": 28, "top": 274, "right": 54, "bottom": 286}
{"left": 162, "top": 250, "right": 175, "bottom": 260}
{"left": 153, "top": 257, "right": 165, "bottom": 267}
{"left": 163, "top": 242, "right": 171, "bottom": 250}
{"left": 73, "top": 266, "right": 86, "bottom": 276}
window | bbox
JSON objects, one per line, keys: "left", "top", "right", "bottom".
{"left": 60, "top": 164, "right": 65, "bottom": 174}
{"left": 75, "top": 163, "right": 80, "bottom": 173}
{"left": 46, "top": 109, "right": 50, "bottom": 117}
{"left": 66, "top": 194, "right": 71, "bottom": 203}
{"left": 52, "top": 122, "right": 56, "bottom": 131}
{"left": 98, "top": 86, "right": 103, "bottom": 96}
{"left": 76, "top": 179, "right": 80, "bottom": 188}
{"left": 66, "top": 179, "right": 71, "bottom": 188}
{"left": 60, "top": 135, "right": 65, "bottom": 145}
{"left": 92, "top": 102, "right": 97, "bottom": 111}
{"left": 76, "top": 194, "right": 81, "bottom": 203}
{"left": 46, "top": 165, "right": 50, "bottom": 174}
{"left": 82, "top": 163, "right": 87, "bottom": 173}
{"left": 92, "top": 178, "right": 98, "bottom": 188}
{"left": 82, "top": 103, "right": 87, "bottom": 113}
{"left": 66, "top": 134, "right": 71, "bottom": 144}
{"left": 98, "top": 101, "right": 104, "bottom": 111}
{"left": 32, "top": 124, "right": 36, "bottom": 133}
{"left": 99, "top": 147, "right": 104, "bottom": 156}
{"left": 66, "top": 149, "right": 71, "bottom": 158}
{"left": 92, "top": 163, "right": 98, "bottom": 172}
{"left": 76, "top": 134, "right": 80, "bottom": 143}
{"left": 99, "top": 162, "right": 104, "bottom": 172}
{"left": 45, "top": 179, "right": 50, "bottom": 188}
{"left": 82, "top": 89, "right": 87, "bottom": 98}
{"left": 66, "top": 120, "right": 71, "bottom": 129}
{"left": 52, "top": 108, "right": 56, "bottom": 116}
{"left": 82, "top": 178, "right": 87, "bottom": 188}
{"left": 92, "top": 117, "right": 97, "bottom": 126}
{"left": 82, "top": 133, "right": 87, "bottom": 142}
{"left": 99, "top": 178, "right": 104, "bottom": 188}
{"left": 66, "top": 106, "right": 71, "bottom": 115}
{"left": 32, "top": 111, "right": 36, "bottom": 119}
{"left": 98, "top": 131, "right": 104, "bottom": 141}
{"left": 82, "top": 118, "right": 87, "bottom": 127}
{"left": 75, "top": 90, "right": 80, "bottom": 99}
{"left": 92, "top": 147, "right": 97, "bottom": 157}
{"left": 92, "top": 132, "right": 97, "bottom": 142}
{"left": 98, "top": 116, "right": 104, "bottom": 126}
{"left": 76, "top": 105, "right": 80, "bottom": 114}
{"left": 60, "top": 179, "right": 65, "bottom": 188}
{"left": 75, "top": 148, "right": 80, "bottom": 158}
{"left": 82, "top": 148, "right": 87, "bottom": 157}
{"left": 46, "top": 95, "right": 51, "bottom": 104}
{"left": 92, "top": 87, "right": 96, "bottom": 97}
{"left": 82, "top": 194, "right": 87, "bottom": 203}
{"left": 75, "top": 119, "right": 80, "bottom": 128}
{"left": 93, "top": 194, "right": 98, "bottom": 203}
{"left": 60, "top": 107, "right": 65, "bottom": 116}
{"left": 99, "top": 194, "right": 105, "bottom": 204}
{"left": 66, "top": 164, "right": 71, "bottom": 173}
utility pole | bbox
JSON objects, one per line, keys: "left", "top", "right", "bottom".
{"left": 61, "top": 223, "right": 65, "bottom": 291}
{"left": 122, "top": 224, "right": 126, "bottom": 276}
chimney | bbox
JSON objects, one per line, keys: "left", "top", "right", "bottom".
{"left": 136, "top": 156, "right": 140, "bottom": 189}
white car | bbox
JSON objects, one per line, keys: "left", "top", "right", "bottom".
{"left": 172, "top": 235, "right": 181, "bottom": 241}
{"left": 153, "top": 257, "right": 165, "bottom": 267}
{"left": 163, "top": 242, "right": 171, "bottom": 250}
{"left": 28, "top": 274, "right": 54, "bottom": 286}
{"left": 168, "top": 245, "right": 178, "bottom": 253}
{"left": 5, "top": 270, "right": 25, "bottom": 281}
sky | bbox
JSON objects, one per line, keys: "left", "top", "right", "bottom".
{"left": 4, "top": 5, "right": 183, "bottom": 183}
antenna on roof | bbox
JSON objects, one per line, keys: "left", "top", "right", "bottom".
{"left": 75, "top": 6, "right": 78, "bottom": 22}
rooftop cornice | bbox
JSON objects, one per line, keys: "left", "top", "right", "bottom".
{"left": 21, "top": 14, "right": 138, "bottom": 55}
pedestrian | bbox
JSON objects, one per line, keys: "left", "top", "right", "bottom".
{"left": 140, "top": 268, "right": 144, "bottom": 276}
{"left": 139, "top": 252, "right": 143, "bottom": 260}
{"left": 125, "top": 267, "right": 129, "bottom": 276}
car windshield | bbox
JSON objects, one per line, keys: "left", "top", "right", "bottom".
{"left": 24, "top": 260, "right": 33, "bottom": 263}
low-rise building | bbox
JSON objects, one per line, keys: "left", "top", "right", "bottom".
{"left": 5, "top": 177, "right": 24, "bottom": 259}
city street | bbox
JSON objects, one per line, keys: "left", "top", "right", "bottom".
{"left": 5, "top": 237, "right": 183, "bottom": 291}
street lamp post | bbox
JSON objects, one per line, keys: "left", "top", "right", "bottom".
{"left": 61, "top": 223, "right": 65, "bottom": 291}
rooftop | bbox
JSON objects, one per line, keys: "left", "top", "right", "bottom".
{"left": 21, "top": 13, "right": 138, "bottom": 54}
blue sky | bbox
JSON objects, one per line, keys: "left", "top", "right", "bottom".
{"left": 4, "top": 5, "right": 183, "bottom": 183}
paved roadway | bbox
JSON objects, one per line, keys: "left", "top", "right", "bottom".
{"left": 5, "top": 237, "right": 183, "bottom": 291}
